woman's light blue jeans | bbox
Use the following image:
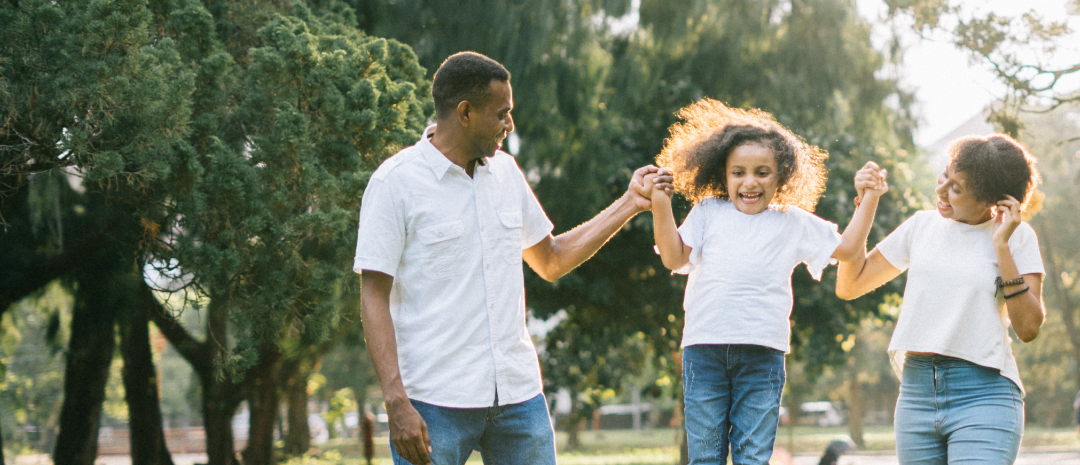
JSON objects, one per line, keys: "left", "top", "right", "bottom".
{"left": 682, "top": 344, "right": 786, "bottom": 465}
{"left": 390, "top": 392, "right": 556, "bottom": 465}
{"left": 895, "top": 354, "right": 1024, "bottom": 465}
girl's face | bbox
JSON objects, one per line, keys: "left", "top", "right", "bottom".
{"left": 726, "top": 143, "right": 779, "bottom": 215}
{"left": 935, "top": 164, "right": 993, "bottom": 225}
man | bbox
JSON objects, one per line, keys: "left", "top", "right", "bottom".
{"left": 354, "top": 51, "right": 671, "bottom": 464}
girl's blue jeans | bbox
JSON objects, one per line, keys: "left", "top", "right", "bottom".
{"left": 390, "top": 392, "right": 556, "bottom": 465}
{"left": 682, "top": 344, "right": 786, "bottom": 465}
{"left": 895, "top": 354, "right": 1024, "bottom": 465}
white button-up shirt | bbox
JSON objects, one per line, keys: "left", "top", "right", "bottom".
{"left": 354, "top": 125, "right": 553, "bottom": 408}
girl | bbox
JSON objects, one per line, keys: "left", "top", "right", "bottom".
{"left": 836, "top": 134, "right": 1044, "bottom": 464}
{"left": 644, "top": 98, "right": 883, "bottom": 464}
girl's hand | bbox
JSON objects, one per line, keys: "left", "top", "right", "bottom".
{"left": 854, "top": 162, "right": 887, "bottom": 205}
{"left": 992, "top": 195, "right": 1022, "bottom": 246}
{"left": 639, "top": 173, "right": 658, "bottom": 199}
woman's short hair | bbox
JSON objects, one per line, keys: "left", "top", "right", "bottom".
{"left": 432, "top": 52, "right": 510, "bottom": 119}
{"left": 948, "top": 134, "right": 1040, "bottom": 207}
{"left": 657, "top": 98, "right": 828, "bottom": 211}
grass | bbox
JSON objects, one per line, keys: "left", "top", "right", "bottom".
{"left": 300, "top": 425, "right": 1080, "bottom": 465}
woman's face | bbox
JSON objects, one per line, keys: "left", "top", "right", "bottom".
{"left": 934, "top": 164, "right": 994, "bottom": 225}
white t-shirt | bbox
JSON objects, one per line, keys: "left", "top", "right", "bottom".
{"left": 353, "top": 125, "right": 554, "bottom": 408}
{"left": 676, "top": 198, "right": 842, "bottom": 352}
{"left": 876, "top": 210, "right": 1044, "bottom": 395}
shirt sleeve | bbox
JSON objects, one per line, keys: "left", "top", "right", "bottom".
{"left": 672, "top": 200, "right": 708, "bottom": 275}
{"left": 795, "top": 208, "right": 842, "bottom": 281}
{"left": 517, "top": 165, "right": 555, "bottom": 249}
{"left": 875, "top": 211, "right": 921, "bottom": 272}
{"left": 353, "top": 176, "right": 406, "bottom": 277}
{"left": 1009, "top": 222, "right": 1044, "bottom": 276}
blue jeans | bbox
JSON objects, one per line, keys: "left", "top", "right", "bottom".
{"left": 682, "top": 344, "right": 786, "bottom": 465}
{"left": 390, "top": 392, "right": 556, "bottom": 465}
{"left": 895, "top": 354, "right": 1024, "bottom": 465}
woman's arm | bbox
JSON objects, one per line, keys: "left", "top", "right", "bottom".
{"left": 649, "top": 178, "right": 693, "bottom": 271}
{"left": 833, "top": 162, "right": 886, "bottom": 262}
{"left": 835, "top": 162, "right": 903, "bottom": 299}
{"left": 993, "top": 195, "right": 1045, "bottom": 342}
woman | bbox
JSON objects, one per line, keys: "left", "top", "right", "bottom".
{"left": 836, "top": 134, "right": 1045, "bottom": 464}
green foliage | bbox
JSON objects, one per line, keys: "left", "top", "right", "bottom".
{"left": 1011, "top": 102, "right": 1080, "bottom": 426}
{"left": 322, "top": 387, "right": 357, "bottom": 439}
{"left": 145, "top": 1, "right": 430, "bottom": 368}
{"left": 0, "top": 283, "right": 72, "bottom": 452}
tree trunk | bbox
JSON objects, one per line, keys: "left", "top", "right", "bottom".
{"left": 847, "top": 357, "right": 865, "bottom": 448}
{"left": 283, "top": 364, "right": 311, "bottom": 455}
{"left": 201, "top": 373, "right": 240, "bottom": 465}
{"left": 565, "top": 391, "right": 580, "bottom": 452}
{"left": 148, "top": 293, "right": 241, "bottom": 465}
{"left": 201, "top": 298, "right": 241, "bottom": 465}
{"left": 243, "top": 344, "right": 282, "bottom": 465}
{"left": 1, "top": 420, "right": 5, "bottom": 465}
{"left": 120, "top": 303, "right": 175, "bottom": 465}
{"left": 53, "top": 269, "right": 118, "bottom": 465}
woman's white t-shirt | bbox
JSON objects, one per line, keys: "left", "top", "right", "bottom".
{"left": 676, "top": 198, "right": 842, "bottom": 353}
{"left": 876, "top": 210, "right": 1044, "bottom": 395}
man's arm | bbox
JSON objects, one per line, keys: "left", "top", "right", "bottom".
{"left": 360, "top": 270, "right": 431, "bottom": 464}
{"left": 523, "top": 166, "right": 672, "bottom": 282}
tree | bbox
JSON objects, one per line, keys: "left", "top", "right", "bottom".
{"left": 2, "top": 0, "right": 193, "bottom": 462}
{"left": 138, "top": 2, "right": 429, "bottom": 464}
{"left": 884, "top": 0, "right": 1080, "bottom": 136}
{"left": 1010, "top": 102, "right": 1080, "bottom": 425}
{"left": 4, "top": 1, "right": 429, "bottom": 464}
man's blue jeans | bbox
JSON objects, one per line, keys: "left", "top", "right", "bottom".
{"left": 390, "top": 392, "right": 556, "bottom": 465}
{"left": 682, "top": 344, "right": 786, "bottom": 465}
{"left": 895, "top": 354, "right": 1023, "bottom": 465}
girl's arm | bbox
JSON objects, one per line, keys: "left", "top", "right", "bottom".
{"left": 993, "top": 195, "right": 1045, "bottom": 342}
{"left": 648, "top": 176, "right": 693, "bottom": 270}
{"left": 835, "top": 162, "right": 904, "bottom": 299}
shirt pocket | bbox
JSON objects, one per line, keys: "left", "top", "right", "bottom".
{"left": 416, "top": 220, "right": 465, "bottom": 279}
{"left": 498, "top": 210, "right": 523, "bottom": 265}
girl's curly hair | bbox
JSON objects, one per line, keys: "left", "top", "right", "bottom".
{"left": 948, "top": 134, "right": 1040, "bottom": 208}
{"left": 656, "top": 99, "right": 828, "bottom": 211}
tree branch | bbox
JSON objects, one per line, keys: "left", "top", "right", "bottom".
{"left": 144, "top": 282, "right": 210, "bottom": 371}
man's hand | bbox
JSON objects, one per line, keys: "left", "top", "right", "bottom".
{"left": 387, "top": 398, "right": 431, "bottom": 464}
{"left": 629, "top": 165, "right": 674, "bottom": 210}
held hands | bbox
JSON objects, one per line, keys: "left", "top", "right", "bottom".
{"left": 387, "top": 400, "right": 432, "bottom": 464}
{"left": 992, "top": 195, "right": 1022, "bottom": 246}
{"left": 629, "top": 165, "right": 674, "bottom": 210}
{"left": 854, "top": 161, "right": 888, "bottom": 206}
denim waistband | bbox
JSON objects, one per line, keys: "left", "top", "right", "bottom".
{"left": 904, "top": 353, "right": 977, "bottom": 369}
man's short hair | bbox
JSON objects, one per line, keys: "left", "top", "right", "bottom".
{"left": 432, "top": 52, "right": 510, "bottom": 119}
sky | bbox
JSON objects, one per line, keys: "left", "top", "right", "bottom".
{"left": 855, "top": 0, "right": 1080, "bottom": 147}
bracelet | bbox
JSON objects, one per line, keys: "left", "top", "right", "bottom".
{"left": 1004, "top": 286, "right": 1030, "bottom": 299}
{"left": 995, "top": 276, "right": 1025, "bottom": 288}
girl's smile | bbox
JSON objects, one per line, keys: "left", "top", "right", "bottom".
{"left": 727, "top": 143, "right": 779, "bottom": 215}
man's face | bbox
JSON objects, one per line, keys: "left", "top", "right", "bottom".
{"left": 468, "top": 79, "right": 515, "bottom": 160}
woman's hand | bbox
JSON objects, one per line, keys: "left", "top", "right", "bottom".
{"left": 854, "top": 161, "right": 887, "bottom": 205}
{"left": 992, "top": 195, "right": 1022, "bottom": 247}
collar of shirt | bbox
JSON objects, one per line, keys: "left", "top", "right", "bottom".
{"left": 417, "top": 124, "right": 503, "bottom": 182}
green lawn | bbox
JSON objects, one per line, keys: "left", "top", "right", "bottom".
{"left": 301, "top": 425, "right": 1080, "bottom": 465}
